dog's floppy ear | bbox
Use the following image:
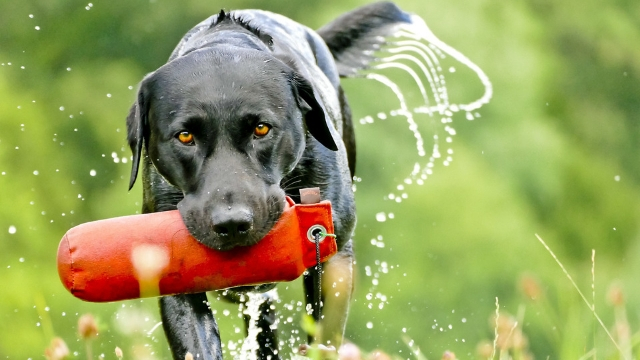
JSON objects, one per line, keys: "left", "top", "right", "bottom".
{"left": 126, "top": 82, "right": 150, "bottom": 190}
{"left": 291, "top": 74, "right": 339, "bottom": 151}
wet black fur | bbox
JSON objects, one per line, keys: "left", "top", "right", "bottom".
{"left": 125, "top": 2, "right": 411, "bottom": 359}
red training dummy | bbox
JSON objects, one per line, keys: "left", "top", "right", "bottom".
{"left": 57, "top": 197, "right": 335, "bottom": 302}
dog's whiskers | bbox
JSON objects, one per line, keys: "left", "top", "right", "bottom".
{"left": 281, "top": 180, "right": 303, "bottom": 192}
{"left": 280, "top": 174, "right": 307, "bottom": 192}
{"left": 280, "top": 174, "right": 303, "bottom": 187}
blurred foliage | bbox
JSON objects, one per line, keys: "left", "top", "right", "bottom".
{"left": 1, "top": 0, "right": 639, "bottom": 359}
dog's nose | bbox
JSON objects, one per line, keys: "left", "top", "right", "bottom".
{"left": 211, "top": 208, "right": 253, "bottom": 238}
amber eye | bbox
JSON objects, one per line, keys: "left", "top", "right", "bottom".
{"left": 177, "top": 131, "right": 194, "bottom": 145}
{"left": 254, "top": 123, "right": 271, "bottom": 137}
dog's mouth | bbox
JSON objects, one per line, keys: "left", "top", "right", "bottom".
{"left": 178, "top": 192, "right": 286, "bottom": 251}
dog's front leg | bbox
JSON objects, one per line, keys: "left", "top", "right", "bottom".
{"left": 304, "top": 244, "right": 354, "bottom": 350}
{"left": 160, "top": 293, "right": 223, "bottom": 360}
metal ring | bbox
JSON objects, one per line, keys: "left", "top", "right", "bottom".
{"left": 307, "top": 225, "right": 327, "bottom": 243}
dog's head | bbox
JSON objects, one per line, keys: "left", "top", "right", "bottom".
{"left": 126, "top": 47, "right": 338, "bottom": 250}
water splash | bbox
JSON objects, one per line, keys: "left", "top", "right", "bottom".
{"left": 233, "top": 290, "right": 282, "bottom": 360}
{"left": 355, "top": 15, "right": 492, "bottom": 211}
{"left": 238, "top": 293, "right": 267, "bottom": 360}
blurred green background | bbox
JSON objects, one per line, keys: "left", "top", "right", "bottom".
{"left": 1, "top": 0, "right": 639, "bottom": 359}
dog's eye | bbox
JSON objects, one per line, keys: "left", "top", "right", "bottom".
{"left": 177, "top": 131, "right": 195, "bottom": 145}
{"left": 254, "top": 123, "right": 271, "bottom": 137}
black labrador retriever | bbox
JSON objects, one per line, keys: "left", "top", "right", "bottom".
{"left": 126, "top": 2, "right": 412, "bottom": 359}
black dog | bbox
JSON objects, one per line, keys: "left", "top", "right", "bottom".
{"left": 126, "top": 2, "right": 412, "bottom": 359}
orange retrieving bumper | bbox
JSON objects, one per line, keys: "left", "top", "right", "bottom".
{"left": 57, "top": 197, "right": 335, "bottom": 302}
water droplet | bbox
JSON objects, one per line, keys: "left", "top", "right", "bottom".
{"left": 614, "top": 175, "right": 620, "bottom": 182}
{"left": 8, "top": 226, "right": 16, "bottom": 234}
{"left": 19, "top": 257, "right": 25, "bottom": 262}
{"left": 35, "top": 26, "right": 40, "bottom": 30}
{"left": 366, "top": 322, "right": 373, "bottom": 329}
{"left": 106, "top": 93, "right": 112, "bottom": 98}
{"left": 28, "top": 14, "right": 34, "bottom": 18}
{"left": 89, "top": 169, "right": 96, "bottom": 176}
{"left": 59, "top": 106, "right": 64, "bottom": 111}
{"left": 375, "top": 212, "right": 386, "bottom": 222}
{"left": 33, "top": 170, "right": 39, "bottom": 175}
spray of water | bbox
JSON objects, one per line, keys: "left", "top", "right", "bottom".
{"left": 238, "top": 293, "right": 269, "bottom": 360}
{"left": 356, "top": 16, "right": 492, "bottom": 219}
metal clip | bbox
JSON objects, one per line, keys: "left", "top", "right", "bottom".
{"left": 307, "top": 224, "right": 327, "bottom": 243}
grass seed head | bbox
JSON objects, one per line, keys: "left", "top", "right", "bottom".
{"left": 369, "top": 349, "right": 391, "bottom": 360}
{"left": 338, "top": 342, "right": 361, "bottom": 360}
{"left": 78, "top": 313, "right": 98, "bottom": 339}
{"left": 519, "top": 274, "right": 542, "bottom": 300}
{"left": 476, "top": 340, "right": 493, "bottom": 359}
{"left": 115, "top": 346, "right": 123, "bottom": 359}
{"left": 44, "top": 337, "right": 70, "bottom": 360}
{"left": 607, "top": 282, "right": 625, "bottom": 307}
{"left": 441, "top": 350, "right": 457, "bottom": 360}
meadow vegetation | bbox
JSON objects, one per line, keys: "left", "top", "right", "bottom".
{"left": 1, "top": 0, "right": 639, "bottom": 358}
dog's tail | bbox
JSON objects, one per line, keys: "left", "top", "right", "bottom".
{"left": 317, "top": 1, "right": 412, "bottom": 77}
